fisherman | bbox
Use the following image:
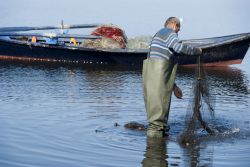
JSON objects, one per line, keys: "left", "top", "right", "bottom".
{"left": 143, "top": 17, "right": 202, "bottom": 138}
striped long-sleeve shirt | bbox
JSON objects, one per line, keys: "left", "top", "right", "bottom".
{"left": 149, "top": 28, "right": 201, "bottom": 60}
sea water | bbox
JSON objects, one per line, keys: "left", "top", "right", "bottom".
{"left": 0, "top": 50, "right": 250, "bottom": 167}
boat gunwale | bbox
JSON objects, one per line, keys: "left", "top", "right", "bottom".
{"left": 0, "top": 32, "right": 249, "bottom": 55}
{"left": 0, "top": 37, "right": 148, "bottom": 54}
{"left": 182, "top": 33, "right": 250, "bottom": 49}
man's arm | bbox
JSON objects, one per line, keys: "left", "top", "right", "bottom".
{"left": 168, "top": 33, "right": 202, "bottom": 55}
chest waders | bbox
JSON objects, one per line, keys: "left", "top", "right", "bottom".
{"left": 143, "top": 58, "right": 178, "bottom": 137}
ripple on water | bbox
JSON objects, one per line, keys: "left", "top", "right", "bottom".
{"left": 1, "top": 63, "right": 250, "bottom": 166}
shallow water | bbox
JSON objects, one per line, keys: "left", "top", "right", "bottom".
{"left": 0, "top": 53, "right": 250, "bottom": 166}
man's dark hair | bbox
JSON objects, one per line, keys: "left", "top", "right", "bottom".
{"left": 164, "top": 17, "right": 180, "bottom": 28}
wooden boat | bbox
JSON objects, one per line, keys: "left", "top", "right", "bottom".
{"left": 181, "top": 33, "right": 250, "bottom": 66}
{"left": 0, "top": 23, "right": 249, "bottom": 66}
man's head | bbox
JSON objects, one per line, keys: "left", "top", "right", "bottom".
{"left": 164, "top": 17, "right": 181, "bottom": 33}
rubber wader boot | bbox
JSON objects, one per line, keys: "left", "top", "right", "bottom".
{"left": 143, "top": 58, "right": 178, "bottom": 138}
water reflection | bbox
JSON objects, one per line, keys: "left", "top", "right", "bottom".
{"left": 176, "top": 66, "right": 249, "bottom": 118}
{"left": 1, "top": 61, "right": 250, "bottom": 167}
{"left": 177, "top": 66, "right": 249, "bottom": 95}
{"left": 181, "top": 144, "right": 214, "bottom": 167}
{"left": 142, "top": 137, "right": 214, "bottom": 167}
{"left": 1, "top": 59, "right": 249, "bottom": 95}
{"left": 142, "top": 137, "right": 168, "bottom": 167}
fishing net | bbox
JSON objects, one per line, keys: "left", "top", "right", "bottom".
{"left": 179, "top": 56, "right": 216, "bottom": 145}
{"left": 82, "top": 25, "right": 152, "bottom": 49}
{"left": 82, "top": 25, "right": 127, "bottom": 49}
{"left": 126, "top": 36, "right": 151, "bottom": 49}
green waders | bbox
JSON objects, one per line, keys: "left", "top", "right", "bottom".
{"left": 143, "top": 58, "right": 178, "bottom": 138}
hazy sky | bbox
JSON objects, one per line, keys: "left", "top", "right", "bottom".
{"left": 1, "top": 0, "right": 249, "bottom": 39}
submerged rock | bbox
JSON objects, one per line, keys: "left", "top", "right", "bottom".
{"left": 124, "top": 121, "right": 146, "bottom": 131}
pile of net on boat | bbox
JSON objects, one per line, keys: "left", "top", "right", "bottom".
{"left": 82, "top": 24, "right": 150, "bottom": 49}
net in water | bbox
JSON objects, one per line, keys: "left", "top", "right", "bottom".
{"left": 179, "top": 56, "right": 216, "bottom": 145}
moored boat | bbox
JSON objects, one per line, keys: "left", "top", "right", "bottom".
{"left": 0, "top": 23, "right": 249, "bottom": 66}
{"left": 181, "top": 33, "right": 250, "bottom": 66}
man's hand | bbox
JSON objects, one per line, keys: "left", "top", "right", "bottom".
{"left": 173, "top": 83, "right": 183, "bottom": 99}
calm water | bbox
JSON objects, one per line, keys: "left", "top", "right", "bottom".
{"left": 0, "top": 53, "right": 250, "bottom": 166}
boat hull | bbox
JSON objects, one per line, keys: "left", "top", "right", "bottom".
{"left": 180, "top": 39, "right": 250, "bottom": 66}
{"left": 0, "top": 33, "right": 249, "bottom": 66}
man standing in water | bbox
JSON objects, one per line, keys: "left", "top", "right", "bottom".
{"left": 143, "top": 17, "right": 202, "bottom": 138}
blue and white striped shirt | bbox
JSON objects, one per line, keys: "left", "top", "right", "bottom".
{"left": 149, "top": 28, "right": 200, "bottom": 60}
